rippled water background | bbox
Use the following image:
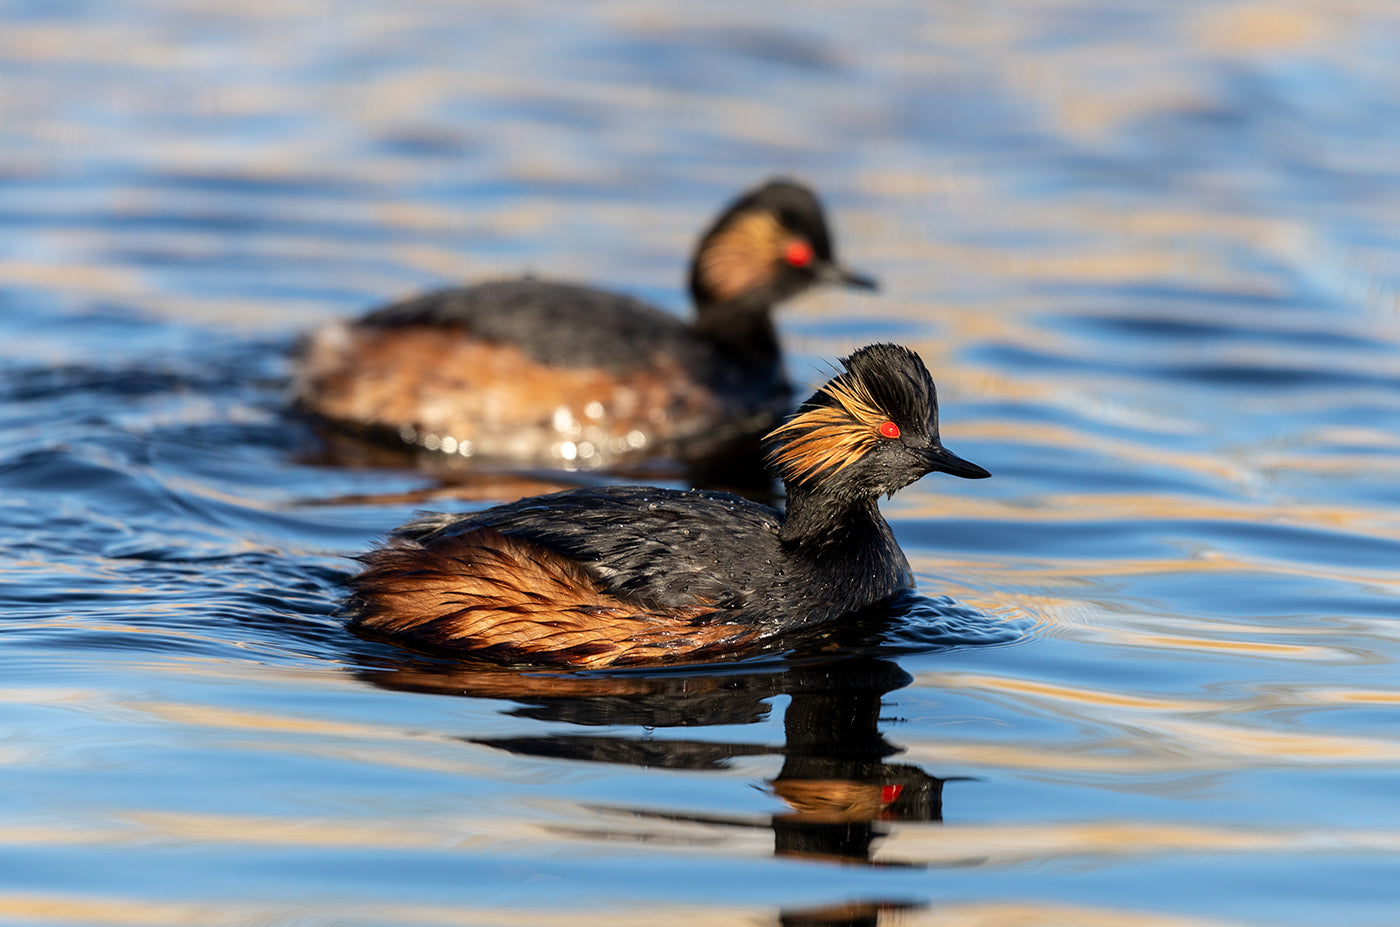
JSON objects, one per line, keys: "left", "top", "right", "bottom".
{"left": 5, "top": 2, "right": 1400, "bottom": 925}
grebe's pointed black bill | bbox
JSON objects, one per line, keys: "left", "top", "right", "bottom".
{"left": 817, "top": 261, "right": 879, "bottom": 292}
{"left": 922, "top": 444, "right": 991, "bottom": 480}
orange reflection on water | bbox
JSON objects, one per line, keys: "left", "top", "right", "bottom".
{"left": 1305, "top": 689, "right": 1400, "bottom": 706}
{"left": 876, "top": 819, "right": 1400, "bottom": 867}
{"left": 1161, "top": 720, "right": 1400, "bottom": 762}
{"left": 125, "top": 693, "right": 510, "bottom": 779}
{"left": 0, "top": 893, "right": 1253, "bottom": 927}
{"left": 914, "top": 672, "right": 1216, "bottom": 712}
{"left": 1121, "top": 632, "right": 1330, "bottom": 658}
{"left": 898, "top": 687, "right": 1400, "bottom": 773}
{"left": 1194, "top": 4, "right": 1332, "bottom": 55}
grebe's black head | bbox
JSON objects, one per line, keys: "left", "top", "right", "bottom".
{"left": 764, "top": 343, "right": 990, "bottom": 502}
{"left": 689, "top": 178, "right": 877, "bottom": 311}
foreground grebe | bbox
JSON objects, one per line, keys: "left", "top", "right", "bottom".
{"left": 295, "top": 179, "right": 876, "bottom": 469}
{"left": 347, "top": 344, "right": 989, "bottom": 667}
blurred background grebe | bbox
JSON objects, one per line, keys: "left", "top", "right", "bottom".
{"left": 3, "top": 2, "right": 1400, "bottom": 926}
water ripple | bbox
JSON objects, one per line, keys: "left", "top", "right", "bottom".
{"left": 5, "top": 1, "right": 1400, "bottom": 925}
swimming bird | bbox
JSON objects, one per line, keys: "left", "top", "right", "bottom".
{"left": 294, "top": 179, "right": 876, "bottom": 470}
{"left": 346, "top": 343, "right": 988, "bottom": 667}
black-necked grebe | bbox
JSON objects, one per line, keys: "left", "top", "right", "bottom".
{"left": 294, "top": 179, "right": 875, "bottom": 469}
{"left": 346, "top": 344, "right": 988, "bottom": 667}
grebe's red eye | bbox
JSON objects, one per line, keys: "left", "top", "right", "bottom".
{"left": 878, "top": 421, "right": 900, "bottom": 439}
{"left": 784, "top": 240, "right": 813, "bottom": 268}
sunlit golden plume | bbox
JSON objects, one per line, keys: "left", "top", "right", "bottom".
{"left": 695, "top": 210, "right": 785, "bottom": 303}
{"left": 766, "top": 372, "right": 888, "bottom": 485}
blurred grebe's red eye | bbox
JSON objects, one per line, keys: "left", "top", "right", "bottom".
{"left": 784, "top": 240, "right": 813, "bottom": 267}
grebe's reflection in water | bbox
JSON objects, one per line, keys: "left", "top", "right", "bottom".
{"left": 354, "top": 652, "right": 966, "bottom": 871}
{"left": 344, "top": 593, "right": 1010, "bottom": 925}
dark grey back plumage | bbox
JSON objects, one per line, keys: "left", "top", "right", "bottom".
{"left": 359, "top": 280, "right": 722, "bottom": 374}
{"left": 393, "top": 487, "right": 783, "bottom": 610}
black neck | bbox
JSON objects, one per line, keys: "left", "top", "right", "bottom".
{"left": 694, "top": 298, "right": 784, "bottom": 355}
{"left": 778, "top": 489, "right": 882, "bottom": 548}
{"left": 691, "top": 299, "right": 782, "bottom": 369}
{"left": 776, "top": 489, "right": 910, "bottom": 621}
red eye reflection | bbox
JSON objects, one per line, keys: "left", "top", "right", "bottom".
{"left": 783, "top": 240, "right": 814, "bottom": 268}
{"left": 878, "top": 421, "right": 900, "bottom": 439}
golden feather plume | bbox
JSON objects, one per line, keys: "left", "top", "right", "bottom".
{"left": 766, "top": 371, "right": 890, "bottom": 485}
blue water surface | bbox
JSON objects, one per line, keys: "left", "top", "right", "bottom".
{"left": 4, "top": 2, "right": 1400, "bottom": 926}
